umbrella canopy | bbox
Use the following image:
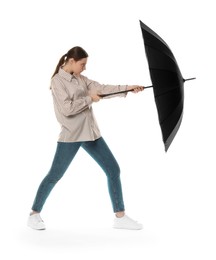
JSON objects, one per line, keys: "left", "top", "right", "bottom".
{"left": 139, "top": 20, "right": 194, "bottom": 151}
{"left": 99, "top": 21, "right": 195, "bottom": 151}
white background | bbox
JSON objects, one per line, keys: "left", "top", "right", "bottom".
{"left": 0, "top": 0, "right": 215, "bottom": 259}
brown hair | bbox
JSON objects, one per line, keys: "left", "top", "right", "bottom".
{"left": 51, "top": 46, "right": 88, "bottom": 78}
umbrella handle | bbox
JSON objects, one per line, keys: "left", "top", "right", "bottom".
{"left": 98, "top": 85, "right": 153, "bottom": 97}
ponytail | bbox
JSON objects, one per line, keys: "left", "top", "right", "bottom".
{"left": 51, "top": 46, "right": 88, "bottom": 79}
{"left": 51, "top": 53, "right": 67, "bottom": 79}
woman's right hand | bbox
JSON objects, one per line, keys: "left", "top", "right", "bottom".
{"left": 90, "top": 94, "right": 101, "bottom": 102}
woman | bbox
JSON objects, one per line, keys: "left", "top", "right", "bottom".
{"left": 28, "top": 46, "right": 144, "bottom": 230}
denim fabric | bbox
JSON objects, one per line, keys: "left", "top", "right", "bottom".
{"left": 32, "top": 137, "right": 125, "bottom": 213}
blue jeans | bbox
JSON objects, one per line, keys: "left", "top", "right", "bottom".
{"left": 32, "top": 137, "right": 125, "bottom": 213}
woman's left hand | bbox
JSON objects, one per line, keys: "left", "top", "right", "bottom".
{"left": 127, "top": 85, "right": 145, "bottom": 93}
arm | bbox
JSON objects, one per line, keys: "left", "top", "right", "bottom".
{"left": 82, "top": 76, "right": 144, "bottom": 98}
{"left": 82, "top": 76, "right": 128, "bottom": 98}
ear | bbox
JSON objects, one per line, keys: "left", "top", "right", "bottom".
{"left": 69, "top": 58, "right": 75, "bottom": 64}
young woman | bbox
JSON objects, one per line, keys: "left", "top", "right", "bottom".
{"left": 28, "top": 46, "right": 144, "bottom": 230}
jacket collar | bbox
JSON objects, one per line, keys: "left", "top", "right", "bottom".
{"left": 58, "top": 68, "right": 77, "bottom": 81}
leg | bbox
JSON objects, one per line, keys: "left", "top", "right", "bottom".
{"left": 31, "top": 142, "right": 81, "bottom": 212}
{"left": 82, "top": 137, "right": 125, "bottom": 213}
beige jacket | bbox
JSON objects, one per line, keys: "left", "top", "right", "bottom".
{"left": 51, "top": 68, "right": 128, "bottom": 142}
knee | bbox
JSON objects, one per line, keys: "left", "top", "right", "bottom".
{"left": 45, "top": 169, "right": 64, "bottom": 184}
{"left": 109, "top": 162, "right": 121, "bottom": 180}
{"left": 49, "top": 175, "right": 62, "bottom": 184}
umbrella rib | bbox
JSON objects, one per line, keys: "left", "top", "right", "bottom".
{"left": 154, "top": 84, "right": 183, "bottom": 98}
{"left": 145, "top": 43, "right": 179, "bottom": 65}
{"left": 159, "top": 96, "right": 183, "bottom": 125}
{"left": 150, "top": 68, "right": 182, "bottom": 76}
{"left": 140, "top": 21, "right": 171, "bottom": 50}
{"left": 164, "top": 113, "right": 183, "bottom": 152}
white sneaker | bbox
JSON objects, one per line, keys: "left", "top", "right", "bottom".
{"left": 27, "top": 213, "right": 46, "bottom": 230}
{"left": 113, "top": 215, "right": 143, "bottom": 230}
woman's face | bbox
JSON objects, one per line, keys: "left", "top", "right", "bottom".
{"left": 71, "top": 58, "right": 87, "bottom": 75}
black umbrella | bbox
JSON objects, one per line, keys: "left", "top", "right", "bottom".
{"left": 99, "top": 20, "right": 195, "bottom": 151}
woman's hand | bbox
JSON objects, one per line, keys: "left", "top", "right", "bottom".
{"left": 127, "top": 85, "right": 145, "bottom": 93}
{"left": 90, "top": 94, "right": 101, "bottom": 102}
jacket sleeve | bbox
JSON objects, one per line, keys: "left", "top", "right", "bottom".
{"left": 51, "top": 78, "right": 92, "bottom": 116}
{"left": 81, "top": 76, "right": 128, "bottom": 98}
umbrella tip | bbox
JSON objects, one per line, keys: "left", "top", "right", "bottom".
{"left": 183, "top": 77, "right": 196, "bottom": 82}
